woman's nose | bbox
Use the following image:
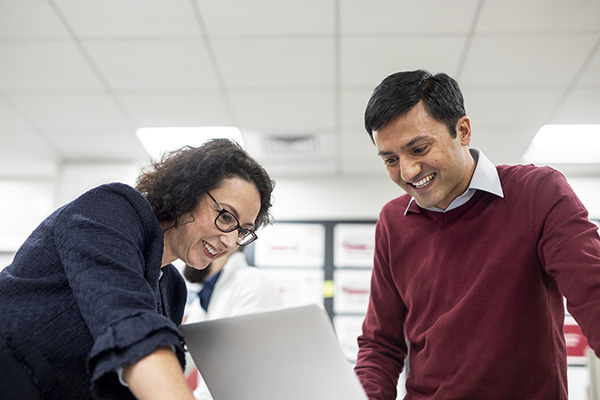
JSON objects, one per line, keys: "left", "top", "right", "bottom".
{"left": 220, "top": 230, "right": 240, "bottom": 250}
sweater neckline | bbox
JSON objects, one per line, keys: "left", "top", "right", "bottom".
{"left": 412, "top": 190, "right": 496, "bottom": 226}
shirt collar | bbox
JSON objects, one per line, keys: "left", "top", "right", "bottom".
{"left": 404, "top": 148, "right": 504, "bottom": 215}
{"left": 467, "top": 148, "right": 504, "bottom": 198}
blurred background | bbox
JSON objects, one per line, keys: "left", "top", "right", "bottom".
{"left": 1, "top": 1, "right": 599, "bottom": 397}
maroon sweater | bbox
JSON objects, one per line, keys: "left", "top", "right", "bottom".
{"left": 355, "top": 165, "right": 600, "bottom": 399}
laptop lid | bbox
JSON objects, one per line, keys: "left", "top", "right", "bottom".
{"left": 179, "top": 304, "right": 368, "bottom": 400}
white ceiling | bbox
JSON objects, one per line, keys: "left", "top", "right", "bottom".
{"left": 1, "top": 0, "right": 599, "bottom": 179}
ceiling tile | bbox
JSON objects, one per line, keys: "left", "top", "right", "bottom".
{"left": 462, "top": 88, "right": 563, "bottom": 131}
{"left": 477, "top": 0, "right": 600, "bottom": 32}
{"left": 578, "top": 45, "right": 600, "bottom": 85}
{"left": 230, "top": 90, "right": 335, "bottom": 133}
{"left": 213, "top": 38, "right": 335, "bottom": 88}
{"left": 469, "top": 125, "right": 536, "bottom": 165}
{"left": 340, "top": 89, "right": 371, "bottom": 132}
{"left": 45, "top": 128, "right": 149, "bottom": 161}
{"left": 247, "top": 131, "right": 339, "bottom": 178}
{"left": 0, "top": 0, "right": 70, "bottom": 39}
{"left": 340, "top": 0, "right": 479, "bottom": 34}
{"left": 0, "top": 1, "right": 598, "bottom": 179}
{"left": 197, "top": 0, "right": 335, "bottom": 36}
{"left": 118, "top": 91, "right": 233, "bottom": 127}
{"left": 0, "top": 97, "right": 30, "bottom": 129}
{"left": 258, "top": 159, "right": 338, "bottom": 178}
{"left": 0, "top": 129, "right": 58, "bottom": 164}
{"left": 341, "top": 37, "right": 467, "bottom": 87}
{"left": 52, "top": 0, "right": 201, "bottom": 37}
{"left": 0, "top": 42, "right": 103, "bottom": 91}
{"left": 463, "top": 87, "right": 565, "bottom": 164}
{"left": 461, "top": 35, "right": 599, "bottom": 86}
{"left": 84, "top": 40, "right": 221, "bottom": 90}
{"left": 8, "top": 94, "right": 131, "bottom": 129}
{"left": 553, "top": 88, "right": 600, "bottom": 124}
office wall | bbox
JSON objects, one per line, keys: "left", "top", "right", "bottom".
{"left": 1, "top": 162, "right": 599, "bottom": 255}
{"left": 269, "top": 176, "right": 401, "bottom": 221}
{"left": 568, "top": 177, "right": 600, "bottom": 221}
{"left": 48, "top": 162, "right": 600, "bottom": 223}
{"left": 0, "top": 178, "right": 56, "bottom": 252}
{"left": 0, "top": 164, "right": 398, "bottom": 261}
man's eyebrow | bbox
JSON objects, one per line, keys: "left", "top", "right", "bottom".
{"left": 401, "top": 135, "right": 429, "bottom": 150}
{"left": 377, "top": 135, "right": 431, "bottom": 156}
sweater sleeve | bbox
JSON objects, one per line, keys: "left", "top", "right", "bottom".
{"left": 533, "top": 169, "right": 600, "bottom": 357}
{"left": 52, "top": 184, "right": 185, "bottom": 397}
{"left": 355, "top": 214, "right": 408, "bottom": 400}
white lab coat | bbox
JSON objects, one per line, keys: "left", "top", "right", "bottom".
{"left": 184, "top": 252, "right": 283, "bottom": 399}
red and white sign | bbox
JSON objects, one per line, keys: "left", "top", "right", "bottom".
{"left": 564, "top": 316, "right": 590, "bottom": 365}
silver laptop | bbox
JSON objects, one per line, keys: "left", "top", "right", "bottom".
{"left": 179, "top": 304, "right": 368, "bottom": 400}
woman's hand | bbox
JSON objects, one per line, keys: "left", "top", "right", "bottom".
{"left": 122, "top": 346, "right": 195, "bottom": 400}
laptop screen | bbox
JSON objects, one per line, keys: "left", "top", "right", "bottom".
{"left": 179, "top": 304, "right": 368, "bottom": 400}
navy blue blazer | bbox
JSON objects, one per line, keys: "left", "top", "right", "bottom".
{"left": 0, "top": 183, "right": 187, "bottom": 399}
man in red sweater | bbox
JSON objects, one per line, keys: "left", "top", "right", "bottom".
{"left": 354, "top": 70, "right": 600, "bottom": 399}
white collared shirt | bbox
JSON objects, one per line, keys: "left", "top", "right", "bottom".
{"left": 405, "top": 148, "right": 504, "bottom": 215}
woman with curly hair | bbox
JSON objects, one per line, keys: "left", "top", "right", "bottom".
{"left": 0, "top": 139, "right": 274, "bottom": 400}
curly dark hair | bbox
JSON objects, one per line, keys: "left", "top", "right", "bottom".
{"left": 135, "top": 139, "right": 274, "bottom": 230}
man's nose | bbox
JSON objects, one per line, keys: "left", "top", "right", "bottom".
{"left": 399, "top": 157, "right": 420, "bottom": 183}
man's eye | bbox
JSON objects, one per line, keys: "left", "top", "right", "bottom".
{"left": 383, "top": 157, "right": 398, "bottom": 166}
{"left": 413, "top": 145, "right": 428, "bottom": 154}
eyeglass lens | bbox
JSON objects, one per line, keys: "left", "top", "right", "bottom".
{"left": 207, "top": 192, "right": 256, "bottom": 246}
{"left": 215, "top": 211, "right": 256, "bottom": 245}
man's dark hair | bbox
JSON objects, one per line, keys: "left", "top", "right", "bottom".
{"left": 364, "top": 70, "right": 466, "bottom": 141}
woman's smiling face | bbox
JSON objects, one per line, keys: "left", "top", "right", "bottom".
{"left": 161, "top": 176, "right": 261, "bottom": 269}
{"left": 373, "top": 101, "right": 475, "bottom": 210}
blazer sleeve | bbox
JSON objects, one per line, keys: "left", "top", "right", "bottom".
{"left": 52, "top": 184, "right": 185, "bottom": 397}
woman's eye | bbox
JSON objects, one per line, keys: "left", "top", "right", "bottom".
{"left": 220, "top": 212, "right": 234, "bottom": 224}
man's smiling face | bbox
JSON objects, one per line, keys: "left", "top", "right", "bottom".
{"left": 373, "top": 101, "right": 475, "bottom": 210}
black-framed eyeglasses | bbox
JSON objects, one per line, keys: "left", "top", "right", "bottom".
{"left": 206, "top": 192, "right": 258, "bottom": 246}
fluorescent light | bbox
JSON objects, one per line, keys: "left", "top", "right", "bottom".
{"left": 522, "top": 124, "right": 600, "bottom": 164}
{"left": 136, "top": 127, "right": 244, "bottom": 159}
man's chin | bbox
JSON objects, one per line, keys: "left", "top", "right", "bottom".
{"left": 413, "top": 195, "right": 437, "bottom": 210}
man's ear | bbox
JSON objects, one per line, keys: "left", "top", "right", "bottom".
{"left": 456, "top": 116, "right": 471, "bottom": 146}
